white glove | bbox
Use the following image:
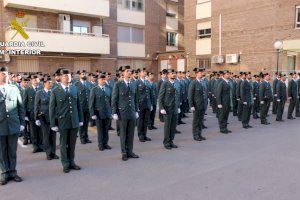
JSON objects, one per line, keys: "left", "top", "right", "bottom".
{"left": 274, "top": 94, "right": 277, "bottom": 97}
{"left": 135, "top": 112, "right": 139, "bottom": 119}
{"left": 243, "top": 102, "right": 247, "bottom": 105}
{"left": 253, "top": 97, "right": 256, "bottom": 100}
{"left": 20, "top": 125, "right": 25, "bottom": 132}
{"left": 237, "top": 98, "right": 240, "bottom": 101}
{"left": 160, "top": 109, "right": 167, "bottom": 115}
{"left": 79, "top": 122, "right": 83, "bottom": 127}
{"left": 112, "top": 114, "right": 119, "bottom": 120}
{"left": 260, "top": 101, "right": 265, "bottom": 104}
{"left": 35, "top": 120, "right": 41, "bottom": 126}
{"left": 288, "top": 97, "right": 292, "bottom": 100}
{"left": 91, "top": 115, "right": 97, "bottom": 120}
{"left": 51, "top": 127, "right": 59, "bottom": 132}
{"left": 218, "top": 104, "right": 223, "bottom": 109}
{"left": 190, "top": 107, "right": 195, "bottom": 112}
{"left": 25, "top": 117, "right": 29, "bottom": 121}
{"left": 150, "top": 106, "right": 153, "bottom": 112}
{"left": 277, "top": 99, "right": 281, "bottom": 102}
{"left": 178, "top": 108, "right": 181, "bottom": 114}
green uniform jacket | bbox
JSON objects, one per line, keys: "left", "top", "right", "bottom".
{"left": 49, "top": 84, "right": 83, "bottom": 130}
{"left": 0, "top": 84, "right": 25, "bottom": 136}
{"left": 188, "top": 79, "right": 205, "bottom": 111}
{"left": 158, "top": 80, "right": 180, "bottom": 115}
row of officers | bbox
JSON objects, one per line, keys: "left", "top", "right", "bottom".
{"left": 0, "top": 65, "right": 299, "bottom": 186}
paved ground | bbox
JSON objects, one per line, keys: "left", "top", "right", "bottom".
{"left": 1, "top": 107, "right": 300, "bottom": 200}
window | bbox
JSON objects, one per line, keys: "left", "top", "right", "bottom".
{"left": 197, "top": 28, "right": 211, "bottom": 39}
{"left": 118, "top": 0, "right": 144, "bottom": 11}
{"left": 296, "top": 6, "right": 300, "bottom": 28}
{"left": 72, "top": 20, "right": 90, "bottom": 34}
{"left": 197, "top": 59, "right": 211, "bottom": 69}
{"left": 167, "top": 32, "right": 177, "bottom": 46}
{"left": 118, "top": 26, "right": 144, "bottom": 43}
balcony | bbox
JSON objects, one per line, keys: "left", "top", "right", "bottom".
{"left": 166, "top": 16, "right": 178, "bottom": 31}
{"left": 3, "top": 0, "right": 109, "bottom": 18}
{"left": 5, "top": 27, "right": 110, "bottom": 55}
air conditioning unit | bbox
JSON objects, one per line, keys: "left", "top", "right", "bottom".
{"left": 92, "top": 26, "right": 103, "bottom": 36}
{"left": 226, "top": 54, "right": 239, "bottom": 64}
{"left": 58, "top": 14, "right": 71, "bottom": 33}
{"left": 211, "top": 55, "right": 224, "bottom": 64}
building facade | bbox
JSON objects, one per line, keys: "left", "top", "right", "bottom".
{"left": 185, "top": 0, "right": 300, "bottom": 75}
{"left": 0, "top": 0, "right": 184, "bottom": 76}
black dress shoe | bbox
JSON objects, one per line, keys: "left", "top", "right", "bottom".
{"left": 179, "top": 121, "right": 186, "bottom": 124}
{"left": 226, "top": 130, "right": 232, "bottom": 133}
{"left": 243, "top": 126, "right": 249, "bottom": 129}
{"left": 32, "top": 148, "right": 43, "bottom": 153}
{"left": 152, "top": 126, "right": 157, "bottom": 130}
{"left": 109, "top": 127, "right": 115, "bottom": 130}
{"left": 63, "top": 168, "right": 70, "bottom": 173}
{"left": 86, "top": 139, "right": 92, "bottom": 143}
{"left": 220, "top": 130, "right": 228, "bottom": 134}
{"left": 170, "top": 143, "right": 178, "bottom": 148}
{"left": 164, "top": 145, "right": 172, "bottom": 150}
{"left": 47, "top": 156, "right": 52, "bottom": 160}
{"left": 194, "top": 138, "right": 202, "bottom": 141}
{"left": 247, "top": 125, "right": 253, "bottom": 128}
{"left": 52, "top": 155, "right": 59, "bottom": 159}
{"left": 145, "top": 137, "right": 152, "bottom": 141}
{"left": 104, "top": 145, "right": 112, "bottom": 150}
{"left": 0, "top": 178, "right": 8, "bottom": 185}
{"left": 70, "top": 165, "right": 81, "bottom": 170}
{"left": 81, "top": 140, "right": 86, "bottom": 144}
{"left": 202, "top": 125, "right": 208, "bottom": 129}
{"left": 148, "top": 126, "right": 153, "bottom": 130}
{"left": 99, "top": 146, "right": 105, "bottom": 151}
{"left": 175, "top": 130, "right": 181, "bottom": 134}
{"left": 122, "top": 154, "right": 128, "bottom": 161}
{"left": 128, "top": 153, "right": 139, "bottom": 159}
{"left": 13, "top": 175, "right": 23, "bottom": 182}
{"left": 200, "top": 136, "right": 206, "bottom": 140}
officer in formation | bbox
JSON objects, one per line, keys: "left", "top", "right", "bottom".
{"left": 2, "top": 65, "right": 300, "bottom": 184}
{"left": 0, "top": 66, "right": 24, "bottom": 185}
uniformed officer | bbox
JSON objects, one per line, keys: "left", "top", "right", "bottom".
{"left": 111, "top": 65, "right": 139, "bottom": 161}
{"left": 287, "top": 72, "right": 299, "bottom": 120}
{"left": 157, "top": 69, "right": 168, "bottom": 122}
{"left": 272, "top": 73, "right": 280, "bottom": 114}
{"left": 296, "top": 72, "right": 300, "bottom": 117}
{"left": 104, "top": 72, "right": 115, "bottom": 131}
{"left": 252, "top": 75, "right": 261, "bottom": 119}
{"left": 231, "top": 75, "right": 238, "bottom": 116}
{"left": 216, "top": 71, "right": 232, "bottom": 134}
{"left": 74, "top": 70, "right": 92, "bottom": 144}
{"left": 89, "top": 74, "right": 112, "bottom": 151}
{"left": 136, "top": 68, "right": 153, "bottom": 142}
{"left": 240, "top": 72, "right": 254, "bottom": 129}
{"left": 49, "top": 68, "right": 83, "bottom": 173}
{"left": 34, "top": 77, "right": 59, "bottom": 160}
{"left": 259, "top": 73, "right": 273, "bottom": 125}
{"left": 0, "top": 66, "right": 25, "bottom": 185}
{"left": 188, "top": 68, "right": 206, "bottom": 141}
{"left": 158, "top": 69, "right": 181, "bottom": 149}
{"left": 236, "top": 72, "right": 246, "bottom": 121}
{"left": 276, "top": 74, "right": 287, "bottom": 122}
{"left": 24, "top": 74, "right": 43, "bottom": 153}
{"left": 148, "top": 72, "right": 158, "bottom": 130}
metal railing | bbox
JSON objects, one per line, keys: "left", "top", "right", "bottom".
{"left": 6, "top": 26, "right": 109, "bottom": 38}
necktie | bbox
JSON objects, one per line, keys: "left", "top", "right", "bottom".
{"left": 1, "top": 87, "right": 6, "bottom": 96}
{"left": 66, "top": 87, "right": 69, "bottom": 93}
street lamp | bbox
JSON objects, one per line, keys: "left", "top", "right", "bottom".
{"left": 274, "top": 40, "right": 283, "bottom": 73}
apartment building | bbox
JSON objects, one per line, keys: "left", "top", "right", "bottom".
{"left": 185, "top": 0, "right": 300, "bottom": 75}
{"left": 0, "top": 0, "right": 185, "bottom": 76}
